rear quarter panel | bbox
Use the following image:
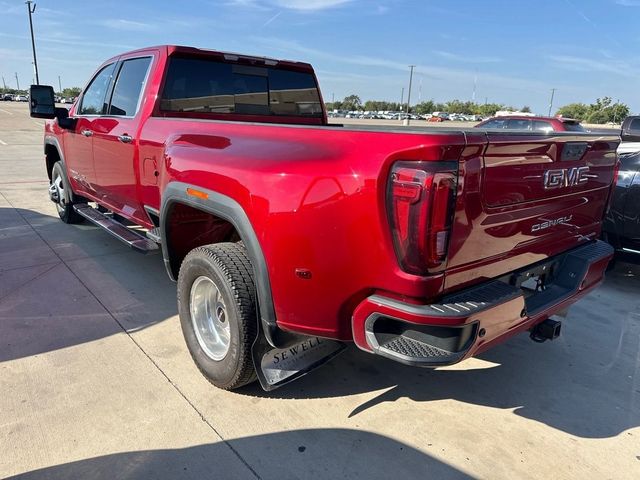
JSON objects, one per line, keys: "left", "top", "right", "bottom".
{"left": 139, "top": 119, "right": 466, "bottom": 339}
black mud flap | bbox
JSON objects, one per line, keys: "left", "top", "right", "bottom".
{"left": 252, "top": 329, "right": 346, "bottom": 391}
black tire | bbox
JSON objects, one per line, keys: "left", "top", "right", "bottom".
{"left": 50, "top": 161, "right": 84, "bottom": 224}
{"left": 177, "top": 242, "right": 258, "bottom": 390}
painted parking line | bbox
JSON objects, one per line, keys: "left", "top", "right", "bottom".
{"left": 0, "top": 139, "right": 7, "bottom": 146}
{"left": 0, "top": 108, "right": 13, "bottom": 115}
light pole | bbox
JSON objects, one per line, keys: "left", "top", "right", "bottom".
{"left": 404, "top": 65, "right": 415, "bottom": 126}
{"left": 26, "top": 1, "right": 39, "bottom": 85}
{"left": 1, "top": 76, "right": 6, "bottom": 90}
{"left": 15, "top": 72, "right": 20, "bottom": 90}
{"left": 58, "top": 75, "right": 62, "bottom": 93}
{"left": 548, "top": 88, "right": 556, "bottom": 117}
{"left": 400, "top": 87, "right": 404, "bottom": 109}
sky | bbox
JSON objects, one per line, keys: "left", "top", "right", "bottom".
{"left": 1, "top": 0, "right": 639, "bottom": 114}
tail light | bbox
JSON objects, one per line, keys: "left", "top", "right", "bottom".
{"left": 387, "top": 161, "right": 458, "bottom": 275}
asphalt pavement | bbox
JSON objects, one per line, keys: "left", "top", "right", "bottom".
{"left": 0, "top": 101, "right": 638, "bottom": 479}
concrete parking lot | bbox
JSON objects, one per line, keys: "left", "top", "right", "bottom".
{"left": 0, "top": 100, "right": 639, "bottom": 479}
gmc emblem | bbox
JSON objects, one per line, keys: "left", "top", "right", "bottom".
{"left": 543, "top": 166, "right": 590, "bottom": 190}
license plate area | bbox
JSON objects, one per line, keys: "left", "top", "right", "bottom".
{"left": 506, "top": 258, "right": 562, "bottom": 300}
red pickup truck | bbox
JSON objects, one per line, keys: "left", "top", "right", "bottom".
{"left": 29, "top": 45, "right": 618, "bottom": 391}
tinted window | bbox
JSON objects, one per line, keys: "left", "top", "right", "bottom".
{"left": 628, "top": 118, "right": 640, "bottom": 131}
{"left": 79, "top": 63, "right": 116, "bottom": 115}
{"left": 109, "top": 57, "right": 152, "bottom": 116}
{"left": 506, "top": 119, "right": 531, "bottom": 130}
{"left": 161, "top": 56, "right": 322, "bottom": 117}
{"left": 478, "top": 119, "right": 507, "bottom": 129}
{"left": 563, "top": 122, "right": 586, "bottom": 132}
{"left": 533, "top": 120, "right": 553, "bottom": 132}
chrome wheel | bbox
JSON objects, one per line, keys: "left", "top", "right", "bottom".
{"left": 49, "top": 172, "right": 65, "bottom": 214}
{"left": 190, "top": 276, "right": 231, "bottom": 361}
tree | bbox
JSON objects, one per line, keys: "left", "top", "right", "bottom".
{"left": 341, "top": 94, "right": 362, "bottom": 111}
{"left": 521, "top": 106, "right": 531, "bottom": 113}
{"left": 413, "top": 100, "right": 437, "bottom": 114}
{"left": 61, "top": 87, "right": 81, "bottom": 98}
{"left": 325, "top": 101, "right": 343, "bottom": 111}
{"left": 556, "top": 103, "right": 590, "bottom": 121}
{"left": 476, "top": 103, "right": 504, "bottom": 117}
{"left": 556, "top": 98, "right": 630, "bottom": 124}
{"left": 445, "top": 99, "right": 477, "bottom": 115}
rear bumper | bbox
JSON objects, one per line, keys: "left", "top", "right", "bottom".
{"left": 352, "top": 240, "right": 613, "bottom": 367}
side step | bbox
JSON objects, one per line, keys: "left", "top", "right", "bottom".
{"left": 73, "top": 204, "right": 160, "bottom": 254}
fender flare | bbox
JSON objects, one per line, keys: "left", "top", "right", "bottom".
{"left": 160, "top": 181, "right": 291, "bottom": 348}
{"left": 43, "top": 135, "right": 82, "bottom": 204}
{"left": 44, "top": 135, "right": 65, "bottom": 180}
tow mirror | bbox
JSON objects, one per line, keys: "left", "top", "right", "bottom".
{"left": 29, "top": 84, "right": 56, "bottom": 119}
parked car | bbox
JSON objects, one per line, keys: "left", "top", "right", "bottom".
{"left": 15, "top": 94, "right": 28, "bottom": 102}
{"left": 29, "top": 44, "right": 618, "bottom": 392}
{"left": 475, "top": 115, "right": 586, "bottom": 132}
{"left": 618, "top": 116, "right": 640, "bottom": 154}
{"left": 603, "top": 151, "right": 640, "bottom": 257}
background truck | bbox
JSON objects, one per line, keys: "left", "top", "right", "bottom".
{"left": 618, "top": 115, "right": 640, "bottom": 154}
{"left": 29, "top": 45, "right": 618, "bottom": 391}
{"left": 603, "top": 150, "right": 640, "bottom": 259}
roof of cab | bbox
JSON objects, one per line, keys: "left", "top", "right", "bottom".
{"left": 107, "top": 44, "right": 313, "bottom": 71}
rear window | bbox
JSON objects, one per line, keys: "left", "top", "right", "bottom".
{"left": 160, "top": 56, "right": 323, "bottom": 117}
{"left": 562, "top": 121, "right": 585, "bottom": 132}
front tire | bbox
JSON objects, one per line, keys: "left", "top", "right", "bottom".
{"left": 50, "top": 161, "right": 84, "bottom": 224}
{"left": 177, "top": 242, "right": 258, "bottom": 390}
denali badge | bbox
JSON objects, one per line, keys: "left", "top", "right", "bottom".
{"left": 543, "top": 166, "right": 590, "bottom": 190}
{"left": 532, "top": 214, "right": 573, "bottom": 232}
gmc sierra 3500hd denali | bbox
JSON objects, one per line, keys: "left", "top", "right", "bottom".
{"left": 29, "top": 45, "right": 619, "bottom": 391}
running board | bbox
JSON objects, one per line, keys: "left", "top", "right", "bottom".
{"left": 73, "top": 204, "right": 160, "bottom": 254}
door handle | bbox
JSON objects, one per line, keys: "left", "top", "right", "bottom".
{"left": 118, "top": 134, "right": 133, "bottom": 144}
{"left": 81, "top": 129, "right": 93, "bottom": 137}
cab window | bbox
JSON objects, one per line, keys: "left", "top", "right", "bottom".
{"left": 78, "top": 63, "right": 116, "bottom": 115}
{"left": 479, "top": 118, "right": 507, "bottom": 129}
{"left": 533, "top": 120, "right": 553, "bottom": 132}
{"left": 108, "top": 57, "right": 152, "bottom": 116}
{"left": 506, "top": 119, "right": 531, "bottom": 130}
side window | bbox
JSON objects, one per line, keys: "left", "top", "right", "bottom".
{"left": 506, "top": 119, "right": 531, "bottom": 130}
{"left": 108, "top": 57, "right": 152, "bottom": 116}
{"left": 480, "top": 119, "right": 507, "bottom": 129}
{"left": 629, "top": 118, "right": 640, "bottom": 132}
{"left": 78, "top": 63, "right": 116, "bottom": 115}
{"left": 533, "top": 120, "right": 553, "bottom": 132}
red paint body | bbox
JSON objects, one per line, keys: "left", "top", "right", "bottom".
{"left": 44, "top": 45, "right": 619, "bottom": 360}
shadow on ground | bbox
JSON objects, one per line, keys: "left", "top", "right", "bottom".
{"left": 5, "top": 428, "right": 470, "bottom": 480}
{"left": 2, "top": 208, "right": 639, "bottom": 440}
{"left": 246, "top": 259, "right": 640, "bottom": 439}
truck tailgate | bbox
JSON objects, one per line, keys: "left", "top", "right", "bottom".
{"left": 443, "top": 131, "right": 619, "bottom": 293}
